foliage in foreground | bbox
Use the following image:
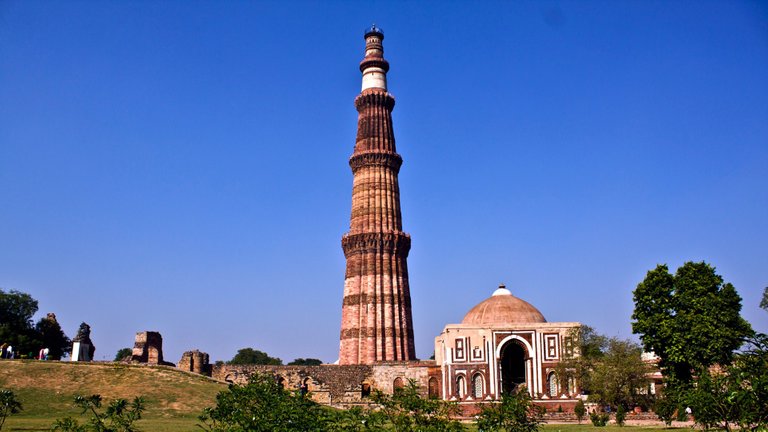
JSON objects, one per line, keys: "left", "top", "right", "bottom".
{"left": 476, "top": 389, "right": 543, "bottom": 432}
{"left": 371, "top": 380, "right": 464, "bottom": 431}
{"left": 197, "top": 373, "right": 333, "bottom": 432}
{"left": 685, "top": 333, "right": 768, "bottom": 432}
{"left": 0, "top": 390, "right": 22, "bottom": 431}
{"left": 199, "top": 373, "right": 465, "bottom": 431}
{"left": 52, "top": 395, "right": 145, "bottom": 432}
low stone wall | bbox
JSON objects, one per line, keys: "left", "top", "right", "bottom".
{"left": 212, "top": 361, "right": 438, "bottom": 408}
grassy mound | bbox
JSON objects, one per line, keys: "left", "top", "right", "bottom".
{"left": 0, "top": 360, "right": 225, "bottom": 430}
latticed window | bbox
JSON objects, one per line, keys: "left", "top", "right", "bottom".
{"left": 472, "top": 374, "right": 483, "bottom": 398}
{"left": 548, "top": 372, "right": 558, "bottom": 397}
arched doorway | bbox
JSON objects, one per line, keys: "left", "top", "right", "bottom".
{"left": 500, "top": 341, "right": 527, "bottom": 394}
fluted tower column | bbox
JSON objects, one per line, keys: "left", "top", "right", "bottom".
{"left": 339, "top": 26, "right": 416, "bottom": 364}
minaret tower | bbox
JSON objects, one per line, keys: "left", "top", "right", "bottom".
{"left": 339, "top": 26, "right": 416, "bottom": 364}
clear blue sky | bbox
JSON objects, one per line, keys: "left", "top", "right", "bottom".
{"left": 1, "top": 1, "right": 766, "bottom": 363}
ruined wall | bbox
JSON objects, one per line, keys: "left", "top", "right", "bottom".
{"left": 212, "top": 362, "right": 438, "bottom": 408}
{"left": 131, "top": 331, "right": 173, "bottom": 366}
{"left": 178, "top": 350, "right": 211, "bottom": 376}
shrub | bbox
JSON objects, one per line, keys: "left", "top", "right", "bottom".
{"left": 654, "top": 396, "right": 675, "bottom": 427}
{"left": 590, "top": 411, "right": 609, "bottom": 427}
{"left": 51, "top": 395, "right": 145, "bottom": 432}
{"left": 476, "top": 390, "right": 543, "bottom": 432}
{"left": 574, "top": 399, "right": 586, "bottom": 424}
{"left": 615, "top": 405, "right": 626, "bottom": 426}
{"left": 0, "top": 390, "right": 22, "bottom": 431}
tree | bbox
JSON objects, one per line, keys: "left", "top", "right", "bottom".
{"left": 51, "top": 395, "right": 145, "bottom": 432}
{"left": 287, "top": 358, "right": 322, "bottom": 366}
{"left": 197, "top": 373, "right": 332, "bottom": 432}
{"left": 582, "top": 338, "right": 652, "bottom": 410}
{"left": 114, "top": 348, "right": 132, "bottom": 362}
{"left": 227, "top": 348, "right": 282, "bottom": 365}
{"left": 0, "top": 390, "right": 22, "bottom": 431}
{"left": 0, "top": 289, "right": 41, "bottom": 355}
{"left": 35, "top": 314, "right": 71, "bottom": 360}
{"left": 476, "top": 388, "right": 544, "bottom": 432}
{"left": 632, "top": 262, "right": 752, "bottom": 391}
{"left": 557, "top": 326, "right": 652, "bottom": 411}
{"left": 371, "top": 380, "right": 464, "bottom": 432}
{"left": 761, "top": 287, "right": 768, "bottom": 312}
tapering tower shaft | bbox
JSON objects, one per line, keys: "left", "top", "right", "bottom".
{"left": 339, "top": 26, "right": 416, "bottom": 364}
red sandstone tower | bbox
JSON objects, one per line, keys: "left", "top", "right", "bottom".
{"left": 339, "top": 26, "right": 416, "bottom": 364}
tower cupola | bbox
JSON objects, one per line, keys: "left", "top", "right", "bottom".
{"left": 360, "top": 25, "right": 389, "bottom": 91}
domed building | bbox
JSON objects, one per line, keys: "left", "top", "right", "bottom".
{"left": 434, "top": 284, "right": 581, "bottom": 409}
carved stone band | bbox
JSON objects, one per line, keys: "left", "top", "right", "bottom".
{"left": 341, "top": 231, "right": 411, "bottom": 257}
{"left": 355, "top": 91, "right": 395, "bottom": 111}
{"left": 349, "top": 151, "right": 403, "bottom": 173}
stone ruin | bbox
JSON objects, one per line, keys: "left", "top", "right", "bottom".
{"left": 71, "top": 322, "right": 96, "bottom": 362}
{"left": 177, "top": 349, "right": 212, "bottom": 376}
{"left": 131, "top": 331, "right": 173, "bottom": 366}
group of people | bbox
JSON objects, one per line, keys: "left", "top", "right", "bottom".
{"left": 0, "top": 343, "right": 14, "bottom": 359}
{"left": 0, "top": 343, "right": 50, "bottom": 360}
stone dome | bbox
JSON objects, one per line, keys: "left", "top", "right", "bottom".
{"left": 461, "top": 284, "right": 546, "bottom": 325}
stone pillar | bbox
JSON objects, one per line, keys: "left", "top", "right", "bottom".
{"left": 339, "top": 25, "right": 416, "bottom": 364}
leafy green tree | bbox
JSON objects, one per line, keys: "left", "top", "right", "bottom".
{"left": 287, "top": 358, "right": 322, "bottom": 366}
{"left": 198, "top": 373, "right": 332, "bottom": 431}
{"left": 685, "top": 333, "right": 768, "bottom": 432}
{"left": 114, "top": 348, "right": 132, "bottom": 362}
{"left": 371, "top": 380, "right": 464, "bottom": 432}
{"left": 632, "top": 262, "right": 752, "bottom": 391}
{"left": 761, "top": 287, "right": 768, "bottom": 312}
{"left": 0, "top": 289, "right": 41, "bottom": 355}
{"left": 557, "top": 326, "right": 651, "bottom": 411}
{"left": 476, "top": 389, "right": 543, "bottom": 432}
{"left": 227, "top": 348, "right": 282, "bottom": 365}
{"left": 35, "top": 314, "right": 71, "bottom": 360}
{"left": 0, "top": 390, "right": 22, "bottom": 431}
{"left": 51, "top": 395, "right": 145, "bottom": 432}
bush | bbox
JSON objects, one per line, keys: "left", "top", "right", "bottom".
{"left": 654, "top": 396, "right": 676, "bottom": 427}
{"left": 615, "top": 405, "right": 626, "bottom": 426}
{"left": 590, "top": 412, "right": 609, "bottom": 427}
{"left": 0, "top": 390, "right": 22, "bottom": 431}
{"left": 51, "top": 395, "right": 145, "bottom": 432}
{"left": 476, "top": 389, "right": 543, "bottom": 432}
{"left": 574, "top": 399, "right": 586, "bottom": 424}
{"left": 114, "top": 348, "right": 132, "bottom": 362}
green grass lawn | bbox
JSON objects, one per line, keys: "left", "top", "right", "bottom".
{"left": 0, "top": 360, "right": 224, "bottom": 431}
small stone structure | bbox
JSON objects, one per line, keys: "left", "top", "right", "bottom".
{"left": 131, "top": 331, "right": 173, "bottom": 365}
{"left": 71, "top": 322, "right": 95, "bottom": 362}
{"left": 177, "top": 350, "right": 212, "bottom": 376}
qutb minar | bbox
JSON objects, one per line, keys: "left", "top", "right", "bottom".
{"left": 339, "top": 26, "right": 416, "bottom": 364}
